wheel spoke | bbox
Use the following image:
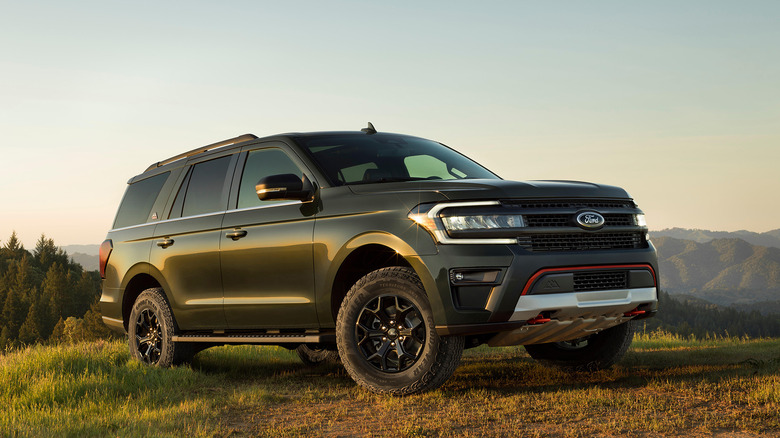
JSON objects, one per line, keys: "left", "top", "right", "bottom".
{"left": 354, "top": 294, "right": 426, "bottom": 373}
{"left": 135, "top": 307, "right": 163, "bottom": 365}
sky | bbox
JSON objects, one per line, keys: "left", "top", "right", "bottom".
{"left": 2, "top": 1, "right": 779, "bottom": 248}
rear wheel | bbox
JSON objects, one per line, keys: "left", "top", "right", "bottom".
{"left": 296, "top": 344, "right": 340, "bottom": 366}
{"left": 524, "top": 321, "right": 635, "bottom": 371}
{"left": 128, "top": 288, "right": 194, "bottom": 367}
{"left": 336, "top": 267, "right": 464, "bottom": 395}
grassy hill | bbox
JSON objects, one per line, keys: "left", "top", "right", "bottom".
{"left": 1, "top": 335, "right": 778, "bottom": 437}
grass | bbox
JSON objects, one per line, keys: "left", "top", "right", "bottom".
{"left": 1, "top": 331, "right": 778, "bottom": 437}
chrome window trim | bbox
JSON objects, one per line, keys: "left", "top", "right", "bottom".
{"left": 108, "top": 201, "right": 303, "bottom": 232}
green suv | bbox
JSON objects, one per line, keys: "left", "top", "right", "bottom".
{"left": 99, "top": 124, "right": 658, "bottom": 395}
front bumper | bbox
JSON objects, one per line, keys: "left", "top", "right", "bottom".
{"left": 421, "top": 242, "right": 659, "bottom": 337}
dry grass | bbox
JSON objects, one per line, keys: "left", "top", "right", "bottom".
{"left": 1, "top": 332, "right": 778, "bottom": 437}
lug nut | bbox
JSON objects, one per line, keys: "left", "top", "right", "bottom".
{"left": 391, "top": 342, "right": 395, "bottom": 346}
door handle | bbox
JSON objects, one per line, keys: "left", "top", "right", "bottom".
{"left": 226, "top": 229, "right": 248, "bottom": 241}
{"left": 156, "top": 238, "right": 174, "bottom": 249}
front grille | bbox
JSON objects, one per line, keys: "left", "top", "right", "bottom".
{"left": 518, "top": 232, "right": 645, "bottom": 251}
{"left": 574, "top": 271, "right": 628, "bottom": 291}
{"left": 524, "top": 215, "right": 570, "bottom": 227}
{"left": 524, "top": 214, "right": 635, "bottom": 227}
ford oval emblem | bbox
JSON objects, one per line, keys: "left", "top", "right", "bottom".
{"left": 576, "top": 211, "right": 605, "bottom": 230}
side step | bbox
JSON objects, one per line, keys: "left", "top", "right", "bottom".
{"left": 172, "top": 331, "right": 335, "bottom": 345}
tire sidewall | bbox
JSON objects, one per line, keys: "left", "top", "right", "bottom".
{"left": 128, "top": 289, "right": 176, "bottom": 367}
{"left": 337, "top": 269, "right": 442, "bottom": 392}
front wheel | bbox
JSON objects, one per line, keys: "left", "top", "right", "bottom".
{"left": 524, "top": 321, "right": 635, "bottom": 372}
{"left": 336, "top": 267, "right": 464, "bottom": 396}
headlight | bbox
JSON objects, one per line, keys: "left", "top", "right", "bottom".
{"left": 408, "top": 201, "right": 523, "bottom": 244}
{"left": 635, "top": 214, "right": 647, "bottom": 227}
{"left": 441, "top": 214, "right": 525, "bottom": 231}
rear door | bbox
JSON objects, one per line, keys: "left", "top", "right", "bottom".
{"left": 150, "top": 153, "right": 237, "bottom": 330}
{"left": 220, "top": 144, "right": 319, "bottom": 328}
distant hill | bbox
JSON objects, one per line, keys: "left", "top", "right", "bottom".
{"left": 69, "top": 252, "right": 99, "bottom": 272}
{"left": 62, "top": 244, "right": 100, "bottom": 256}
{"left": 58, "top": 245, "right": 100, "bottom": 271}
{"left": 653, "top": 228, "right": 780, "bottom": 249}
{"left": 653, "top": 236, "right": 780, "bottom": 306}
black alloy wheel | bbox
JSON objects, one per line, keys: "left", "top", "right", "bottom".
{"left": 355, "top": 295, "right": 426, "bottom": 372}
{"left": 336, "top": 266, "right": 464, "bottom": 395}
{"left": 128, "top": 287, "right": 196, "bottom": 367}
{"left": 134, "top": 308, "right": 163, "bottom": 364}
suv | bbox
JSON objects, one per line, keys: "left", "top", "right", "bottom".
{"left": 99, "top": 124, "right": 658, "bottom": 395}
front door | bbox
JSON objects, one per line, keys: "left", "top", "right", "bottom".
{"left": 220, "top": 146, "right": 318, "bottom": 329}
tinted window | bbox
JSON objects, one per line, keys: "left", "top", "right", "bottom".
{"left": 296, "top": 134, "right": 498, "bottom": 185}
{"left": 113, "top": 172, "right": 169, "bottom": 229}
{"left": 180, "top": 156, "right": 232, "bottom": 217}
{"left": 237, "top": 148, "right": 303, "bottom": 209}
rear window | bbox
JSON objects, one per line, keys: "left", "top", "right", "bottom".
{"left": 113, "top": 172, "right": 169, "bottom": 229}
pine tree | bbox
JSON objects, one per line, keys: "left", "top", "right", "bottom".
{"left": 34, "top": 234, "right": 57, "bottom": 272}
{"left": 0, "top": 325, "right": 13, "bottom": 350}
{"left": 1, "top": 287, "right": 27, "bottom": 343}
{"left": 43, "top": 262, "right": 68, "bottom": 321}
{"left": 73, "top": 271, "right": 99, "bottom": 318}
{"left": 82, "top": 301, "right": 115, "bottom": 341}
{"left": 3, "top": 231, "right": 24, "bottom": 257}
{"left": 50, "top": 317, "right": 66, "bottom": 344}
{"left": 18, "top": 302, "right": 42, "bottom": 344}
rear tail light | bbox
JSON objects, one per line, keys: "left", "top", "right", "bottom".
{"left": 99, "top": 239, "right": 113, "bottom": 279}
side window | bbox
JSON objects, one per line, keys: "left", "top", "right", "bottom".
{"left": 174, "top": 156, "right": 232, "bottom": 218}
{"left": 237, "top": 148, "right": 304, "bottom": 209}
{"left": 113, "top": 172, "right": 169, "bottom": 229}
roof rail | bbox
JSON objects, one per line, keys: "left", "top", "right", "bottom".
{"left": 145, "top": 133, "right": 258, "bottom": 172}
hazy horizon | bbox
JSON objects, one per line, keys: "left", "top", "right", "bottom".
{"left": 2, "top": 1, "right": 779, "bottom": 248}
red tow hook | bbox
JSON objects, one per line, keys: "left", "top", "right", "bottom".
{"left": 527, "top": 314, "right": 551, "bottom": 325}
{"left": 624, "top": 308, "right": 646, "bottom": 317}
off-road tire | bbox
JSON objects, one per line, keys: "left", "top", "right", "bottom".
{"left": 524, "top": 321, "right": 635, "bottom": 372}
{"left": 336, "top": 267, "right": 464, "bottom": 396}
{"left": 296, "top": 344, "right": 340, "bottom": 366}
{"left": 128, "top": 288, "right": 194, "bottom": 367}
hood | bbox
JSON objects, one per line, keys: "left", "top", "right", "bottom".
{"left": 348, "top": 179, "right": 632, "bottom": 201}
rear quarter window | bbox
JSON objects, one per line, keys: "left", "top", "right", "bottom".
{"left": 113, "top": 172, "right": 169, "bottom": 229}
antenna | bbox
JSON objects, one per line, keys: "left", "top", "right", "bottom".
{"left": 361, "top": 122, "right": 377, "bottom": 134}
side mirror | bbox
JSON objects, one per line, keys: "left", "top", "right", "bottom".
{"left": 256, "top": 174, "right": 313, "bottom": 201}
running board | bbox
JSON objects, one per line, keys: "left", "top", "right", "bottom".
{"left": 172, "top": 332, "right": 335, "bottom": 344}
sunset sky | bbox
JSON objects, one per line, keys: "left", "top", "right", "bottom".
{"left": 2, "top": 1, "right": 779, "bottom": 248}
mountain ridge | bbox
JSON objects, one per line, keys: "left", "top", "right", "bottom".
{"left": 653, "top": 227, "right": 780, "bottom": 248}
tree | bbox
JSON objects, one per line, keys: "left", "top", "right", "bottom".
{"left": 43, "top": 262, "right": 68, "bottom": 321}
{"left": 81, "top": 301, "right": 116, "bottom": 341}
{"left": 2, "top": 231, "right": 24, "bottom": 258}
{"left": 1, "top": 287, "right": 27, "bottom": 343}
{"left": 18, "top": 302, "right": 42, "bottom": 344}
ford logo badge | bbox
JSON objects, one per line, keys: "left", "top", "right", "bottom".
{"left": 576, "top": 211, "right": 605, "bottom": 230}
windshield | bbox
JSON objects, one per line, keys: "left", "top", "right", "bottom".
{"left": 295, "top": 133, "right": 499, "bottom": 186}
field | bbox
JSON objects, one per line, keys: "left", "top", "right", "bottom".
{"left": 1, "top": 331, "right": 778, "bottom": 437}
